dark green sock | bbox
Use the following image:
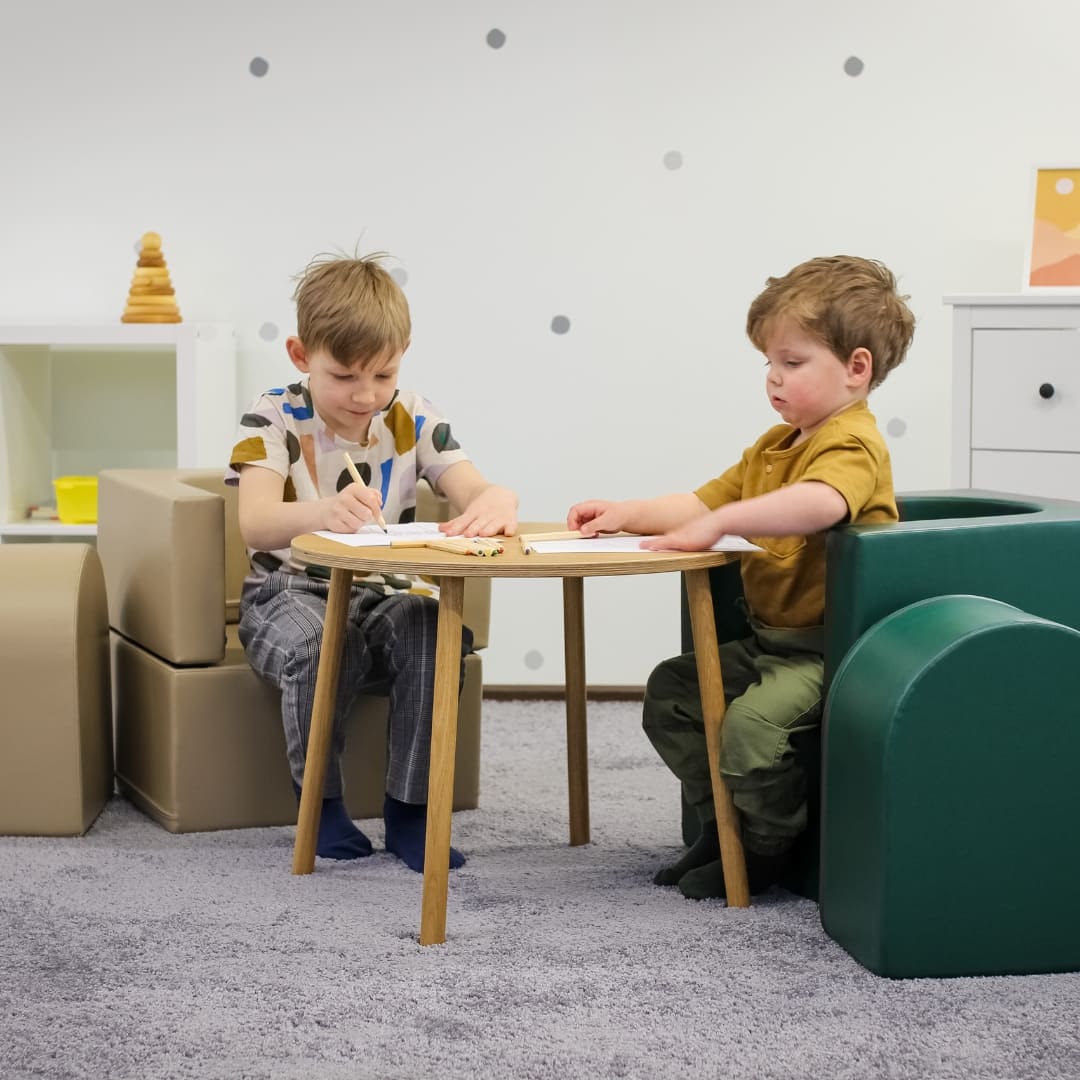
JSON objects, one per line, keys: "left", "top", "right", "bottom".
{"left": 678, "top": 848, "right": 792, "bottom": 901}
{"left": 653, "top": 823, "right": 720, "bottom": 886}
{"left": 677, "top": 857, "right": 728, "bottom": 899}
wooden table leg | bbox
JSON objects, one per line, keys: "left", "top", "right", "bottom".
{"left": 419, "top": 575, "right": 465, "bottom": 946}
{"left": 683, "top": 568, "right": 750, "bottom": 907}
{"left": 292, "top": 566, "right": 353, "bottom": 875}
{"left": 562, "top": 577, "right": 590, "bottom": 846}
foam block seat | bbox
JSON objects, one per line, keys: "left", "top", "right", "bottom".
{"left": 97, "top": 469, "right": 490, "bottom": 832}
{"left": 0, "top": 543, "right": 113, "bottom": 835}
{"left": 821, "top": 594, "right": 1080, "bottom": 978}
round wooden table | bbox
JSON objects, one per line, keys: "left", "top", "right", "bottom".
{"left": 290, "top": 525, "right": 749, "bottom": 944}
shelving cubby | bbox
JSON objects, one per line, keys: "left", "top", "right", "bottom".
{"left": 0, "top": 323, "right": 236, "bottom": 540}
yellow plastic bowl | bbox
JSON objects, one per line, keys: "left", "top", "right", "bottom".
{"left": 53, "top": 475, "right": 99, "bottom": 524}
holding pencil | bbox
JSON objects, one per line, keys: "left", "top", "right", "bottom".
{"left": 227, "top": 250, "right": 519, "bottom": 877}
{"left": 342, "top": 451, "right": 388, "bottom": 530}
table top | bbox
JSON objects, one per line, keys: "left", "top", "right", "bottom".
{"left": 291, "top": 522, "right": 737, "bottom": 579}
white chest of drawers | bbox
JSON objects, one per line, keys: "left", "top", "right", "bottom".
{"left": 947, "top": 295, "right": 1080, "bottom": 500}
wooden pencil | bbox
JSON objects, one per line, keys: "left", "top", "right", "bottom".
{"left": 518, "top": 529, "right": 582, "bottom": 544}
{"left": 519, "top": 528, "right": 582, "bottom": 555}
{"left": 425, "top": 538, "right": 485, "bottom": 556}
{"left": 342, "top": 451, "right": 388, "bottom": 529}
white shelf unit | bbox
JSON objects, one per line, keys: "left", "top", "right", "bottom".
{"left": 0, "top": 324, "right": 236, "bottom": 540}
{"left": 947, "top": 295, "right": 1080, "bottom": 500}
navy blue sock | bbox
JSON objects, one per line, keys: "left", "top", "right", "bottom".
{"left": 383, "top": 794, "right": 466, "bottom": 873}
{"left": 294, "top": 785, "right": 373, "bottom": 860}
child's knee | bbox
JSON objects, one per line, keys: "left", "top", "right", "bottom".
{"left": 644, "top": 653, "right": 696, "bottom": 704}
{"left": 717, "top": 706, "right": 785, "bottom": 778}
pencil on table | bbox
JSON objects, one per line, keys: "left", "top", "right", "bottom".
{"left": 426, "top": 538, "right": 485, "bottom": 556}
{"left": 342, "top": 451, "right": 388, "bottom": 530}
{"left": 518, "top": 529, "right": 582, "bottom": 543}
{"left": 388, "top": 536, "right": 502, "bottom": 556}
{"left": 519, "top": 528, "right": 581, "bottom": 554}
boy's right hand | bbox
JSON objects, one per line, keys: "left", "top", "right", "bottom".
{"left": 321, "top": 484, "right": 386, "bottom": 533}
{"left": 567, "top": 499, "right": 631, "bottom": 537}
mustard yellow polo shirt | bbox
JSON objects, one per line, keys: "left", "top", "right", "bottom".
{"left": 694, "top": 400, "right": 896, "bottom": 629}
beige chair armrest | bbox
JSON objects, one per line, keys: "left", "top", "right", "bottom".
{"left": 0, "top": 543, "right": 112, "bottom": 834}
{"left": 98, "top": 469, "right": 491, "bottom": 661}
{"left": 98, "top": 469, "right": 227, "bottom": 665}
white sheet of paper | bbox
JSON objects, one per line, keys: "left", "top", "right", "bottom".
{"left": 529, "top": 534, "right": 762, "bottom": 554}
{"left": 313, "top": 522, "right": 447, "bottom": 548}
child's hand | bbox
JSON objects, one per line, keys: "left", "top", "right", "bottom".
{"left": 442, "top": 485, "right": 518, "bottom": 537}
{"left": 567, "top": 499, "right": 631, "bottom": 537}
{"left": 641, "top": 511, "right": 726, "bottom": 552}
{"left": 321, "top": 485, "right": 386, "bottom": 533}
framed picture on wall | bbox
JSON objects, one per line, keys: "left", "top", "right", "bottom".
{"left": 1025, "top": 166, "right": 1080, "bottom": 290}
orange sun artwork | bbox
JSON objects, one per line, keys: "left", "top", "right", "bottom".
{"left": 1027, "top": 168, "right": 1080, "bottom": 288}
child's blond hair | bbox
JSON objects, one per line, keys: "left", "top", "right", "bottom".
{"left": 746, "top": 255, "right": 915, "bottom": 389}
{"left": 293, "top": 252, "right": 411, "bottom": 367}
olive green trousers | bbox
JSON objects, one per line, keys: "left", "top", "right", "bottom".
{"left": 642, "top": 622, "right": 824, "bottom": 856}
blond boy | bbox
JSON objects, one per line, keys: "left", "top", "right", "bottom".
{"left": 228, "top": 254, "right": 517, "bottom": 869}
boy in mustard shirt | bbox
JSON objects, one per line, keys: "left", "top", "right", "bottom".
{"left": 567, "top": 255, "right": 916, "bottom": 899}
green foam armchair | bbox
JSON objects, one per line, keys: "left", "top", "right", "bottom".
{"left": 680, "top": 489, "right": 1080, "bottom": 977}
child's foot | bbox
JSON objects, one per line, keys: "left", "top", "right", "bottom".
{"left": 383, "top": 794, "right": 466, "bottom": 873}
{"left": 678, "top": 849, "right": 791, "bottom": 901}
{"left": 295, "top": 787, "right": 374, "bottom": 860}
{"left": 677, "top": 857, "right": 728, "bottom": 899}
{"left": 653, "top": 826, "right": 721, "bottom": 886}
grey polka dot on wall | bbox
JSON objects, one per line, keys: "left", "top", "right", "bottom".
{"left": 259, "top": 322, "right": 278, "bottom": 342}
{"left": 886, "top": 418, "right": 907, "bottom": 437}
{"left": 390, "top": 267, "right": 409, "bottom": 288}
{"left": 663, "top": 150, "right": 683, "bottom": 171}
{"left": 844, "top": 56, "right": 864, "bottom": 77}
{"left": 486, "top": 29, "right": 506, "bottom": 49}
{"left": 551, "top": 315, "right": 571, "bottom": 335}
{"left": 249, "top": 57, "right": 269, "bottom": 77}
{"left": 524, "top": 649, "right": 544, "bottom": 671}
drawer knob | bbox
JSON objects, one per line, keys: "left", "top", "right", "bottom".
{"left": 1039, "top": 382, "right": 1056, "bottom": 400}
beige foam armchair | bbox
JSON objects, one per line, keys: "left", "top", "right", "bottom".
{"left": 0, "top": 544, "right": 113, "bottom": 835}
{"left": 96, "top": 469, "right": 490, "bottom": 833}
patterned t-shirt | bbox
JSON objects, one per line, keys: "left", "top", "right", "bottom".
{"left": 226, "top": 382, "right": 470, "bottom": 593}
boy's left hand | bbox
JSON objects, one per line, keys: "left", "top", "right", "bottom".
{"left": 442, "top": 485, "right": 519, "bottom": 538}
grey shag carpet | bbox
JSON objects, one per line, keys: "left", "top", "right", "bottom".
{"left": 2, "top": 699, "right": 1078, "bottom": 1080}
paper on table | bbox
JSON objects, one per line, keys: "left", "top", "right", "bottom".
{"left": 529, "top": 534, "right": 763, "bottom": 554}
{"left": 313, "top": 522, "right": 447, "bottom": 548}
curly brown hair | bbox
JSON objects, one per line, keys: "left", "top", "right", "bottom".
{"left": 746, "top": 256, "right": 915, "bottom": 389}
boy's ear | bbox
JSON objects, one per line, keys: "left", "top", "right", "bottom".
{"left": 846, "top": 347, "right": 873, "bottom": 388}
{"left": 286, "top": 336, "right": 309, "bottom": 372}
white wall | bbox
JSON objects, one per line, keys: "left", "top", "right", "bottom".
{"left": 1, "top": 0, "right": 1075, "bottom": 684}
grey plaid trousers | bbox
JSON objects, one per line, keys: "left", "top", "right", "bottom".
{"left": 238, "top": 572, "right": 473, "bottom": 804}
